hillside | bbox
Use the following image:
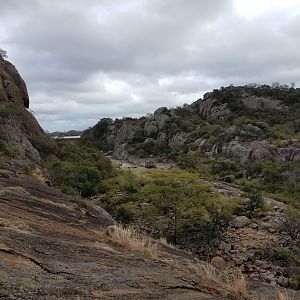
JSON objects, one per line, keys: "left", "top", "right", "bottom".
{"left": 80, "top": 84, "right": 300, "bottom": 291}
{"left": 83, "top": 84, "right": 300, "bottom": 164}
{"left": 82, "top": 84, "right": 300, "bottom": 209}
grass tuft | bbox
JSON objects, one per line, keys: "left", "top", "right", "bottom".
{"left": 190, "top": 262, "right": 249, "bottom": 300}
{"left": 106, "top": 224, "right": 158, "bottom": 258}
{"left": 276, "top": 290, "right": 295, "bottom": 300}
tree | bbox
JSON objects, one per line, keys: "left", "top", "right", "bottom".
{"left": 0, "top": 48, "right": 8, "bottom": 59}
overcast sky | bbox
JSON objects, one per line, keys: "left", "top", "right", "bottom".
{"left": 1, "top": 0, "right": 299, "bottom": 131}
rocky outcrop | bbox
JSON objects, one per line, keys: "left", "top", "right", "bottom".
{"left": 192, "top": 86, "right": 289, "bottom": 120}
{"left": 168, "top": 132, "right": 189, "bottom": 150}
{"left": 84, "top": 84, "right": 300, "bottom": 165}
{"left": 193, "top": 96, "right": 231, "bottom": 120}
{"left": 154, "top": 106, "right": 169, "bottom": 116}
{"left": 0, "top": 58, "right": 55, "bottom": 168}
{"left": 155, "top": 114, "right": 170, "bottom": 130}
{"left": 144, "top": 121, "right": 158, "bottom": 137}
{"left": 0, "top": 57, "right": 29, "bottom": 108}
{"left": 196, "top": 139, "right": 300, "bottom": 163}
{"left": 2, "top": 172, "right": 266, "bottom": 300}
{"left": 241, "top": 95, "right": 287, "bottom": 111}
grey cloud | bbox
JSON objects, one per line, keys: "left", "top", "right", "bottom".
{"left": 0, "top": 0, "right": 299, "bottom": 131}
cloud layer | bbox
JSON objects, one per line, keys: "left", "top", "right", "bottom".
{"left": 1, "top": 0, "right": 299, "bottom": 131}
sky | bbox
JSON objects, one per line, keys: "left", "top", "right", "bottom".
{"left": 0, "top": 0, "right": 300, "bottom": 131}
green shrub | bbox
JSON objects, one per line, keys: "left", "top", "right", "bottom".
{"left": 281, "top": 207, "right": 300, "bottom": 240}
{"left": 274, "top": 247, "right": 291, "bottom": 262}
{"left": 210, "top": 156, "right": 241, "bottom": 178}
{"left": 46, "top": 143, "right": 114, "bottom": 197}
{"left": 243, "top": 187, "right": 263, "bottom": 216}
{"left": 291, "top": 268, "right": 300, "bottom": 289}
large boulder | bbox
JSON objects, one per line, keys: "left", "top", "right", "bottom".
{"left": 231, "top": 216, "right": 251, "bottom": 228}
{"left": 194, "top": 97, "right": 231, "bottom": 120}
{"left": 155, "top": 114, "right": 170, "bottom": 130}
{"left": 241, "top": 96, "right": 287, "bottom": 111}
{"left": 222, "top": 140, "right": 277, "bottom": 163}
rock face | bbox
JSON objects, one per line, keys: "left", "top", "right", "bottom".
{"left": 197, "top": 139, "right": 300, "bottom": 163}
{"left": 0, "top": 58, "right": 55, "bottom": 168}
{"left": 0, "top": 57, "right": 29, "bottom": 108}
{"left": 193, "top": 96, "right": 231, "bottom": 120}
{"left": 241, "top": 96, "right": 286, "bottom": 111}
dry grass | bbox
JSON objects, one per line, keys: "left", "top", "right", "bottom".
{"left": 276, "top": 290, "right": 295, "bottom": 300}
{"left": 106, "top": 224, "right": 158, "bottom": 258}
{"left": 190, "top": 262, "right": 249, "bottom": 300}
{"left": 158, "top": 237, "right": 175, "bottom": 249}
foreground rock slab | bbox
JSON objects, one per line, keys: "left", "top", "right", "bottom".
{"left": 0, "top": 173, "right": 227, "bottom": 299}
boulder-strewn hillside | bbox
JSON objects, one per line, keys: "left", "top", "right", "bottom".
{"left": 83, "top": 85, "right": 300, "bottom": 164}
{"left": 81, "top": 83, "right": 300, "bottom": 292}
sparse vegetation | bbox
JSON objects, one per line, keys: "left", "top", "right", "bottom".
{"left": 190, "top": 262, "right": 249, "bottom": 299}
{"left": 281, "top": 207, "right": 300, "bottom": 240}
{"left": 106, "top": 224, "right": 158, "bottom": 258}
{"left": 276, "top": 289, "right": 295, "bottom": 300}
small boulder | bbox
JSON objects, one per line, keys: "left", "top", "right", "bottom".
{"left": 249, "top": 223, "right": 258, "bottom": 229}
{"left": 231, "top": 216, "right": 251, "bottom": 228}
{"left": 219, "top": 241, "right": 232, "bottom": 252}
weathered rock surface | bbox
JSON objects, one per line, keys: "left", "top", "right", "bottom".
{"left": 241, "top": 96, "right": 287, "bottom": 111}
{"left": 194, "top": 97, "right": 231, "bottom": 120}
{"left": 155, "top": 113, "right": 170, "bottom": 130}
{"left": 0, "top": 57, "right": 29, "bottom": 108}
{"left": 168, "top": 132, "right": 189, "bottom": 150}
{"left": 197, "top": 139, "right": 300, "bottom": 163}
{"left": 0, "top": 173, "right": 237, "bottom": 299}
{"left": 0, "top": 58, "right": 55, "bottom": 167}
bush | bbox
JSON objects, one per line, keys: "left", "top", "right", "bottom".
{"left": 243, "top": 187, "right": 263, "bottom": 216}
{"left": 274, "top": 247, "right": 291, "bottom": 262}
{"left": 46, "top": 143, "right": 114, "bottom": 197}
{"left": 281, "top": 207, "right": 300, "bottom": 240}
{"left": 210, "top": 156, "right": 241, "bottom": 178}
{"left": 49, "top": 161, "right": 101, "bottom": 197}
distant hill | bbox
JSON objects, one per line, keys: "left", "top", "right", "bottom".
{"left": 82, "top": 84, "right": 300, "bottom": 164}
{"left": 47, "top": 129, "right": 83, "bottom": 138}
